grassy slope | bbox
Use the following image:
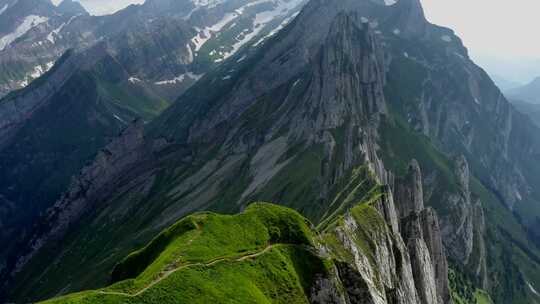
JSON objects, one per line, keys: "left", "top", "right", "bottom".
{"left": 40, "top": 178, "right": 390, "bottom": 304}
{"left": 322, "top": 204, "right": 388, "bottom": 279}
{"left": 40, "top": 203, "right": 329, "bottom": 304}
{"left": 43, "top": 245, "right": 324, "bottom": 304}
{"left": 474, "top": 290, "right": 493, "bottom": 304}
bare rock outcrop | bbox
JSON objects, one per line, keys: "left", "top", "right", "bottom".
{"left": 394, "top": 160, "right": 452, "bottom": 304}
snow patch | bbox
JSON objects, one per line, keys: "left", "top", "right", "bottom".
{"left": 18, "top": 79, "right": 29, "bottom": 87}
{"left": 191, "top": 0, "right": 224, "bottom": 8}
{"left": 29, "top": 61, "right": 54, "bottom": 78}
{"left": 361, "top": 16, "right": 369, "bottom": 23}
{"left": 0, "top": 4, "right": 8, "bottom": 16}
{"left": 17, "top": 61, "right": 54, "bottom": 88}
{"left": 154, "top": 72, "right": 202, "bottom": 85}
{"left": 184, "top": 0, "right": 226, "bottom": 19}
{"left": 1, "top": 16, "right": 49, "bottom": 49}
{"left": 46, "top": 15, "right": 79, "bottom": 44}
{"left": 441, "top": 35, "right": 452, "bottom": 42}
{"left": 250, "top": 8, "right": 300, "bottom": 48}
{"left": 225, "top": 0, "right": 302, "bottom": 59}
{"left": 186, "top": 43, "right": 194, "bottom": 63}
{"left": 236, "top": 55, "right": 246, "bottom": 62}
{"left": 393, "top": 28, "right": 400, "bottom": 35}
{"left": 234, "top": 0, "right": 272, "bottom": 15}
{"left": 403, "top": 52, "right": 409, "bottom": 58}
{"left": 0, "top": 15, "right": 49, "bottom": 51}
{"left": 527, "top": 281, "right": 540, "bottom": 297}
{"left": 113, "top": 114, "right": 127, "bottom": 124}
{"left": 128, "top": 77, "right": 142, "bottom": 83}
{"left": 474, "top": 98, "right": 481, "bottom": 105}
{"left": 197, "top": 0, "right": 303, "bottom": 60}
{"left": 384, "top": 0, "right": 397, "bottom": 5}
{"left": 191, "top": 12, "right": 239, "bottom": 52}
{"left": 516, "top": 190, "right": 523, "bottom": 201}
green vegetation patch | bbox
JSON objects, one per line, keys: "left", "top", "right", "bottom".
{"left": 449, "top": 267, "right": 493, "bottom": 304}
{"left": 40, "top": 203, "right": 327, "bottom": 304}
{"left": 318, "top": 166, "right": 382, "bottom": 231}
{"left": 322, "top": 204, "right": 388, "bottom": 281}
{"left": 93, "top": 203, "right": 313, "bottom": 294}
{"left": 42, "top": 245, "right": 327, "bottom": 304}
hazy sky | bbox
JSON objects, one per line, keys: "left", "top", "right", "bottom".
{"left": 421, "top": 0, "right": 540, "bottom": 58}
{"left": 52, "top": 0, "right": 144, "bottom": 16}
{"left": 420, "top": 0, "right": 540, "bottom": 83}
{"left": 55, "top": 0, "right": 540, "bottom": 82}
{"left": 79, "top": 0, "right": 145, "bottom": 15}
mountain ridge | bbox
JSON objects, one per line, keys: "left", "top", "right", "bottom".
{"left": 506, "top": 76, "right": 540, "bottom": 104}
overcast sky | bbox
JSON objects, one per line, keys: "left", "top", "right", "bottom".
{"left": 52, "top": 0, "right": 144, "bottom": 16}
{"left": 421, "top": 0, "right": 540, "bottom": 59}
{"left": 421, "top": 0, "right": 540, "bottom": 83}
{"left": 57, "top": 0, "right": 540, "bottom": 83}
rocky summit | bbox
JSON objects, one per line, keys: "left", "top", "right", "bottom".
{"left": 1, "top": 0, "right": 540, "bottom": 303}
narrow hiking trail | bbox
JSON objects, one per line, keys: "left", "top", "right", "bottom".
{"left": 97, "top": 244, "right": 282, "bottom": 298}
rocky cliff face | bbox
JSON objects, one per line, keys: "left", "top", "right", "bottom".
{"left": 394, "top": 162, "right": 450, "bottom": 304}
{"left": 383, "top": 3, "right": 540, "bottom": 228}
{"left": 438, "top": 156, "right": 487, "bottom": 280}
{"left": 325, "top": 165, "right": 453, "bottom": 304}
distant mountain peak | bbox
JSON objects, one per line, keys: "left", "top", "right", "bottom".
{"left": 506, "top": 74, "right": 540, "bottom": 104}
{"left": 57, "top": 0, "right": 88, "bottom": 15}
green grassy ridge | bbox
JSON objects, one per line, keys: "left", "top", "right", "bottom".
{"left": 37, "top": 203, "right": 323, "bottom": 303}
{"left": 108, "top": 203, "right": 315, "bottom": 293}
{"left": 38, "top": 203, "right": 320, "bottom": 303}
{"left": 40, "top": 195, "right": 394, "bottom": 304}
{"left": 42, "top": 245, "right": 327, "bottom": 304}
